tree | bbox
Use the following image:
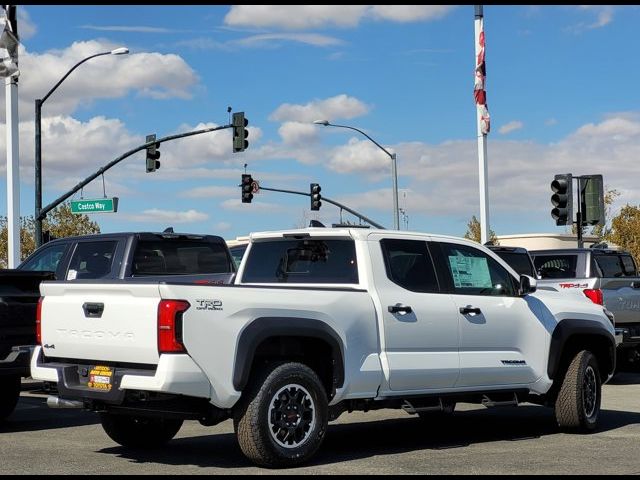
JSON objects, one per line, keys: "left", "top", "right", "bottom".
{"left": 571, "top": 186, "right": 620, "bottom": 239}
{"left": 606, "top": 204, "right": 640, "bottom": 265}
{"left": 464, "top": 215, "right": 499, "bottom": 245}
{"left": 0, "top": 202, "right": 100, "bottom": 268}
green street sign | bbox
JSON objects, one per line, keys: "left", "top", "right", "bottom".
{"left": 70, "top": 197, "right": 119, "bottom": 214}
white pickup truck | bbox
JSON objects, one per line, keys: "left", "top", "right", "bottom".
{"left": 32, "top": 227, "right": 616, "bottom": 467}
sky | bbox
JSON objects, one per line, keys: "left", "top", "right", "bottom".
{"left": 1, "top": 5, "right": 639, "bottom": 243}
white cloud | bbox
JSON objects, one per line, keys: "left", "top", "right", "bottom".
{"left": 123, "top": 209, "right": 209, "bottom": 224}
{"left": 0, "top": 40, "right": 199, "bottom": 122}
{"left": 498, "top": 121, "right": 524, "bottom": 135}
{"left": 181, "top": 186, "right": 238, "bottom": 198}
{"left": 568, "top": 6, "right": 615, "bottom": 33}
{"left": 278, "top": 122, "right": 319, "bottom": 146}
{"left": 224, "top": 5, "right": 456, "bottom": 30}
{"left": 327, "top": 138, "right": 392, "bottom": 175}
{"left": 17, "top": 7, "right": 37, "bottom": 39}
{"left": 270, "top": 94, "right": 370, "bottom": 123}
{"left": 80, "top": 25, "right": 179, "bottom": 33}
{"left": 234, "top": 33, "right": 344, "bottom": 48}
{"left": 370, "top": 5, "right": 455, "bottom": 22}
{"left": 213, "top": 221, "right": 231, "bottom": 232}
{"left": 225, "top": 5, "right": 368, "bottom": 29}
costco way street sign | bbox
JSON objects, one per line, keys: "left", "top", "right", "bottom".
{"left": 70, "top": 197, "right": 119, "bottom": 214}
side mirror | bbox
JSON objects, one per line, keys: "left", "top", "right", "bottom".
{"left": 519, "top": 275, "right": 537, "bottom": 296}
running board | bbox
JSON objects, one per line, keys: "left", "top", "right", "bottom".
{"left": 402, "top": 399, "right": 444, "bottom": 414}
{"left": 481, "top": 393, "right": 519, "bottom": 408}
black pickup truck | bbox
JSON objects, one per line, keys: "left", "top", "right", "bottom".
{"left": 0, "top": 231, "right": 236, "bottom": 421}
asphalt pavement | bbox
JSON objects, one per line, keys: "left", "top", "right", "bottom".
{"left": 1, "top": 372, "right": 640, "bottom": 475}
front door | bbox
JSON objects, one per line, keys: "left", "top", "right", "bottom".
{"left": 433, "top": 241, "right": 546, "bottom": 388}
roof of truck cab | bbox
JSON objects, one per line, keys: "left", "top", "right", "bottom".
{"left": 248, "top": 227, "right": 484, "bottom": 246}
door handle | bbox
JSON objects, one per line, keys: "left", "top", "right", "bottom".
{"left": 631, "top": 281, "right": 640, "bottom": 289}
{"left": 459, "top": 306, "right": 482, "bottom": 315}
{"left": 83, "top": 302, "right": 104, "bottom": 318}
{"left": 388, "top": 304, "right": 413, "bottom": 314}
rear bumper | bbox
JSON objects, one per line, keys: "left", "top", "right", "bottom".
{"left": 30, "top": 346, "right": 214, "bottom": 404}
{"left": 614, "top": 326, "right": 640, "bottom": 348}
{"left": 0, "top": 345, "right": 34, "bottom": 376}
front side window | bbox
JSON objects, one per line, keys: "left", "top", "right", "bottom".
{"left": 19, "top": 243, "right": 67, "bottom": 274}
{"left": 242, "top": 239, "right": 358, "bottom": 284}
{"left": 67, "top": 241, "right": 117, "bottom": 280}
{"left": 381, "top": 239, "right": 439, "bottom": 293}
{"left": 440, "top": 243, "right": 516, "bottom": 296}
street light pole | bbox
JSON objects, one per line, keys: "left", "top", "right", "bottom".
{"left": 34, "top": 47, "right": 129, "bottom": 248}
{"left": 314, "top": 120, "right": 400, "bottom": 230}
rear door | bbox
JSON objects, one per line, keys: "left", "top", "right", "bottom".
{"left": 369, "top": 235, "right": 460, "bottom": 391}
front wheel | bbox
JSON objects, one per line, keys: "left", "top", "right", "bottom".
{"left": 554, "top": 350, "right": 601, "bottom": 432}
{"left": 234, "top": 362, "right": 328, "bottom": 468}
{"left": 100, "top": 413, "right": 183, "bottom": 448}
{"left": 0, "top": 374, "right": 21, "bottom": 421}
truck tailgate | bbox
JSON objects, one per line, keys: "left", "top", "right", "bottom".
{"left": 40, "top": 282, "right": 162, "bottom": 365}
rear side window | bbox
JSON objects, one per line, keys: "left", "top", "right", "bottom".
{"left": 621, "top": 255, "right": 637, "bottom": 276}
{"left": 595, "top": 254, "right": 626, "bottom": 278}
{"left": 242, "top": 239, "right": 358, "bottom": 284}
{"left": 380, "top": 239, "right": 439, "bottom": 293}
{"left": 68, "top": 241, "right": 117, "bottom": 280}
{"left": 132, "top": 239, "right": 232, "bottom": 276}
{"left": 534, "top": 255, "right": 578, "bottom": 279}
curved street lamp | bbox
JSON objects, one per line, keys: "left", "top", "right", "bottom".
{"left": 314, "top": 120, "right": 400, "bottom": 230}
{"left": 35, "top": 47, "right": 129, "bottom": 247}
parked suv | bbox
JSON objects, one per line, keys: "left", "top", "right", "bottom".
{"left": 530, "top": 246, "right": 640, "bottom": 365}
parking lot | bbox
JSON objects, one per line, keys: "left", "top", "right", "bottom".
{"left": 1, "top": 372, "right": 639, "bottom": 475}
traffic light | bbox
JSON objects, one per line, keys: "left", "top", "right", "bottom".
{"left": 310, "top": 183, "right": 322, "bottom": 211}
{"left": 580, "top": 174, "right": 605, "bottom": 226}
{"left": 145, "top": 134, "right": 161, "bottom": 173}
{"left": 232, "top": 112, "right": 249, "bottom": 152}
{"left": 241, "top": 174, "right": 254, "bottom": 203}
{"left": 550, "top": 173, "right": 573, "bottom": 226}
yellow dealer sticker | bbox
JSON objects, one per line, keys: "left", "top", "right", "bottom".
{"left": 88, "top": 365, "right": 113, "bottom": 391}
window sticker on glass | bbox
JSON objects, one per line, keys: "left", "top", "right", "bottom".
{"left": 448, "top": 255, "right": 492, "bottom": 288}
{"left": 67, "top": 269, "right": 77, "bottom": 280}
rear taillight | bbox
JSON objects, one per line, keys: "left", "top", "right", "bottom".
{"left": 584, "top": 288, "right": 604, "bottom": 305}
{"left": 36, "top": 297, "right": 44, "bottom": 345}
{"left": 158, "top": 300, "right": 190, "bottom": 354}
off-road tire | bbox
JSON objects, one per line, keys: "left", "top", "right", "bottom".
{"left": 100, "top": 413, "right": 183, "bottom": 448}
{"left": 233, "top": 362, "right": 328, "bottom": 468}
{"left": 554, "top": 350, "right": 601, "bottom": 432}
{"left": 0, "top": 374, "right": 21, "bottom": 421}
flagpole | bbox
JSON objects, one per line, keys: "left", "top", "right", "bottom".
{"left": 474, "top": 5, "right": 491, "bottom": 244}
{"left": 2, "top": 6, "right": 20, "bottom": 267}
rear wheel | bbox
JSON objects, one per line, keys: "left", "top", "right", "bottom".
{"left": 100, "top": 413, "right": 183, "bottom": 448}
{"left": 234, "top": 362, "right": 328, "bottom": 468}
{"left": 0, "top": 374, "right": 21, "bottom": 421}
{"left": 554, "top": 350, "right": 601, "bottom": 432}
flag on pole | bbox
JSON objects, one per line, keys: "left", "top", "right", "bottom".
{"left": 474, "top": 8, "right": 490, "bottom": 135}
